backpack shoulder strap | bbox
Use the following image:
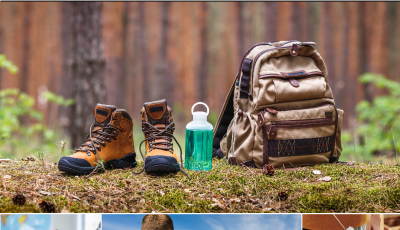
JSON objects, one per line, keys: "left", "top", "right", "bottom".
{"left": 213, "top": 78, "right": 236, "bottom": 158}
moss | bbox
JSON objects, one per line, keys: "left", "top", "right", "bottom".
{"left": 0, "top": 159, "right": 399, "bottom": 213}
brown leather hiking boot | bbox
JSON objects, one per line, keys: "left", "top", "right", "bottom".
{"left": 58, "top": 104, "right": 137, "bottom": 175}
{"left": 135, "top": 99, "right": 185, "bottom": 175}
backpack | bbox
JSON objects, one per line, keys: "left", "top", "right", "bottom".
{"left": 213, "top": 41, "right": 344, "bottom": 170}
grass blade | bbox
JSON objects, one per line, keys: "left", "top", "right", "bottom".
{"left": 391, "top": 128, "right": 399, "bottom": 166}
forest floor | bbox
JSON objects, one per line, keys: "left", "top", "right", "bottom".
{"left": 0, "top": 159, "right": 399, "bottom": 213}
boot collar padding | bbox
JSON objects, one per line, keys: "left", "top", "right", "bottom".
{"left": 145, "top": 102, "right": 166, "bottom": 120}
{"left": 95, "top": 105, "right": 114, "bottom": 123}
{"left": 94, "top": 104, "right": 117, "bottom": 127}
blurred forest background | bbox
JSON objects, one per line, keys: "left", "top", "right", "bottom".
{"left": 0, "top": 2, "right": 399, "bottom": 163}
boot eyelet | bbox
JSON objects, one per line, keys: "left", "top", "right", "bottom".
{"left": 107, "top": 137, "right": 111, "bottom": 142}
{"left": 113, "top": 130, "right": 118, "bottom": 135}
{"left": 116, "top": 113, "right": 120, "bottom": 117}
{"left": 115, "top": 122, "right": 119, "bottom": 126}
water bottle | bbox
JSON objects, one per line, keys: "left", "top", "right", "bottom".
{"left": 185, "top": 102, "right": 213, "bottom": 171}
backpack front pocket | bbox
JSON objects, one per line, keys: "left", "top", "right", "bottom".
{"left": 255, "top": 53, "right": 334, "bottom": 105}
{"left": 257, "top": 72, "right": 331, "bottom": 105}
{"left": 273, "top": 76, "right": 328, "bottom": 103}
{"left": 257, "top": 104, "right": 338, "bottom": 168}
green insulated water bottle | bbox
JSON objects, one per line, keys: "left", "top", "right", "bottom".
{"left": 185, "top": 102, "right": 213, "bottom": 171}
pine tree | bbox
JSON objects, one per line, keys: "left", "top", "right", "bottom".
{"left": 70, "top": 2, "right": 106, "bottom": 148}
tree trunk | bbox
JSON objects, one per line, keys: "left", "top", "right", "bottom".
{"left": 309, "top": 2, "right": 320, "bottom": 43}
{"left": 237, "top": 2, "right": 244, "bottom": 54}
{"left": 20, "top": 3, "right": 32, "bottom": 93}
{"left": 291, "top": 2, "right": 302, "bottom": 39}
{"left": 152, "top": 2, "right": 172, "bottom": 102}
{"left": 397, "top": 2, "right": 400, "bottom": 82}
{"left": 138, "top": 2, "right": 149, "bottom": 102}
{"left": 0, "top": 6, "right": 3, "bottom": 93}
{"left": 130, "top": 2, "right": 144, "bottom": 114}
{"left": 340, "top": 2, "right": 349, "bottom": 127}
{"left": 70, "top": 2, "right": 106, "bottom": 148}
{"left": 388, "top": 2, "right": 399, "bottom": 81}
{"left": 58, "top": 2, "right": 73, "bottom": 135}
{"left": 322, "top": 2, "right": 334, "bottom": 84}
{"left": 264, "top": 2, "right": 277, "bottom": 42}
{"left": 103, "top": 2, "right": 125, "bottom": 108}
{"left": 346, "top": 2, "right": 361, "bottom": 128}
{"left": 359, "top": 2, "right": 372, "bottom": 102}
{"left": 277, "top": 2, "right": 292, "bottom": 40}
{"left": 197, "top": 2, "right": 207, "bottom": 102}
{"left": 121, "top": 2, "right": 129, "bottom": 108}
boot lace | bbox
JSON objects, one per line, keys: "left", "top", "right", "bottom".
{"left": 76, "top": 124, "right": 122, "bottom": 162}
{"left": 133, "top": 121, "right": 190, "bottom": 179}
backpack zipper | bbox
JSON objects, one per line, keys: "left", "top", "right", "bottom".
{"left": 259, "top": 73, "right": 324, "bottom": 88}
{"left": 261, "top": 103, "right": 334, "bottom": 114}
{"left": 257, "top": 104, "right": 338, "bottom": 165}
{"left": 264, "top": 118, "right": 335, "bottom": 139}
{"left": 259, "top": 72, "right": 323, "bottom": 79}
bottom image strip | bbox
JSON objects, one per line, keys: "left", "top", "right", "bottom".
{"left": 0, "top": 213, "right": 399, "bottom": 230}
{"left": 0, "top": 214, "right": 102, "bottom": 230}
{"left": 102, "top": 214, "right": 300, "bottom": 230}
{"left": 303, "top": 214, "right": 384, "bottom": 230}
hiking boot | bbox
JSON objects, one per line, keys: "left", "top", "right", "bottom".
{"left": 135, "top": 99, "right": 185, "bottom": 175}
{"left": 58, "top": 104, "right": 137, "bottom": 175}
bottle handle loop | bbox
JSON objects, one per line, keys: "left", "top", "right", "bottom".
{"left": 191, "top": 102, "right": 209, "bottom": 116}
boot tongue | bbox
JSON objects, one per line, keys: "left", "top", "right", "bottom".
{"left": 94, "top": 104, "right": 117, "bottom": 127}
{"left": 143, "top": 99, "right": 169, "bottom": 125}
{"left": 143, "top": 99, "right": 172, "bottom": 149}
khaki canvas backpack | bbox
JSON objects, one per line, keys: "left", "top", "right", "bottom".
{"left": 213, "top": 41, "right": 344, "bottom": 171}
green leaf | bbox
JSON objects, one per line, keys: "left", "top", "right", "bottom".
{"left": 0, "top": 54, "right": 18, "bottom": 74}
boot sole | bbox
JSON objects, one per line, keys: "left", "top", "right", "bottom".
{"left": 58, "top": 152, "right": 137, "bottom": 175}
{"left": 145, "top": 155, "right": 180, "bottom": 174}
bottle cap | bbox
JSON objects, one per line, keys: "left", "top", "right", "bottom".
{"left": 191, "top": 102, "right": 209, "bottom": 122}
